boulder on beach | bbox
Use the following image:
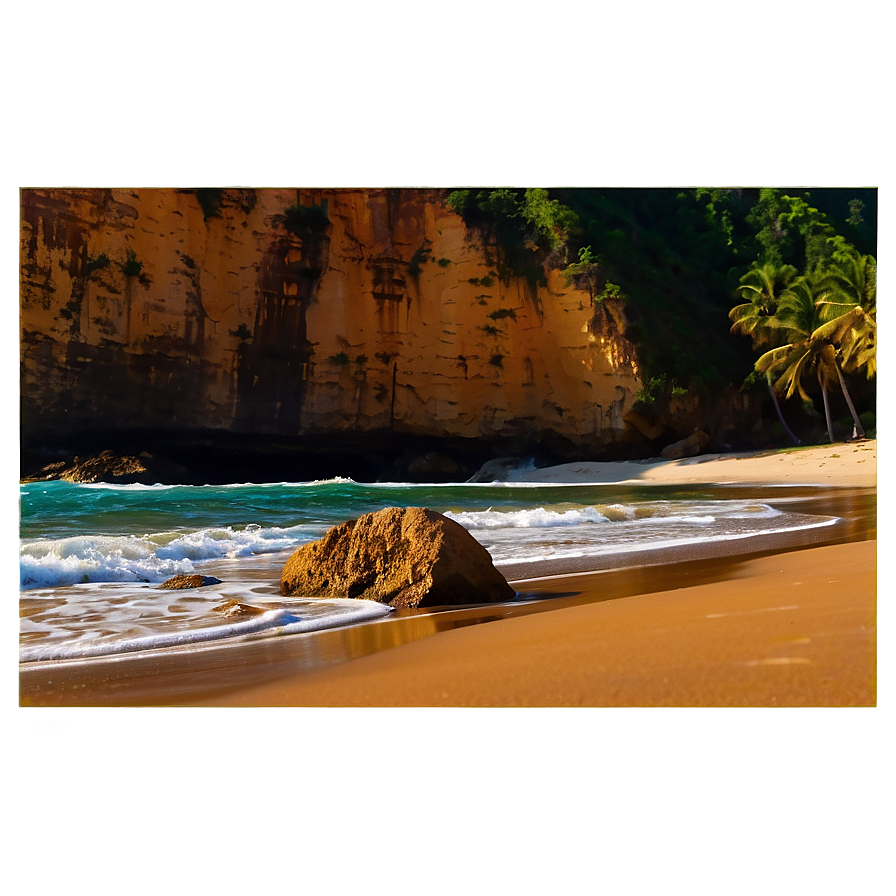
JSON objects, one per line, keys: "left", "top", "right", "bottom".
{"left": 158, "top": 574, "right": 223, "bottom": 590}
{"left": 660, "top": 430, "right": 710, "bottom": 460}
{"left": 281, "top": 506, "right": 516, "bottom": 609}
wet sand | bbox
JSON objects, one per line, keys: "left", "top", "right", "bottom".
{"left": 192, "top": 442, "right": 876, "bottom": 707}
{"left": 190, "top": 540, "right": 874, "bottom": 707}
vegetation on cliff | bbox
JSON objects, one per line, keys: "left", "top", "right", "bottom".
{"left": 448, "top": 186, "right": 876, "bottom": 442}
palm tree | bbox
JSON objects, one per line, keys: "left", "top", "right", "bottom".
{"left": 755, "top": 272, "right": 866, "bottom": 442}
{"left": 818, "top": 251, "right": 876, "bottom": 381}
{"left": 729, "top": 263, "right": 801, "bottom": 444}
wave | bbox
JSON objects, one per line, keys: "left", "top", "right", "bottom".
{"left": 443, "top": 501, "right": 779, "bottom": 530}
{"left": 19, "top": 524, "right": 320, "bottom": 589}
{"left": 446, "top": 506, "right": 614, "bottom": 529}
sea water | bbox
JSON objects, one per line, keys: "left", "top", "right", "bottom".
{"left": 19, "top": 477, "right": 840, "bottom": 663}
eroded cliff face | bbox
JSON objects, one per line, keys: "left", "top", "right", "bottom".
{"left": 20, "top": 188, "right": 645, "bottom": 472}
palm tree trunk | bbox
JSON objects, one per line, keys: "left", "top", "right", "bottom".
{"left": 766, "top": 374, "right": 800, "bottom": 445}
{"left": 818, "top": 369, "right": 836, "bottom": 443}
{"left": 832, "top": 355, "right": 866, "bottom": 439}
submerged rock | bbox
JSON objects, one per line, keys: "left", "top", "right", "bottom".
{"left": 158, "top": 574, "right": 223, "bottom": 590}
{"left": 211, "top": 599, "right": 265, "bottom": 617}
{"left": 281, "top": 506, "right": 515, "bottom": 609}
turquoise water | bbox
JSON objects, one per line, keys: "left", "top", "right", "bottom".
{"left": 19, "top": 476, "right": 839, "bottom": 662}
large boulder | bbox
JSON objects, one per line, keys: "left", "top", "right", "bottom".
{"left": 660, "top": 429, "right": 711, "bottom": 460}
{"left": 281, "top": 506, "right": 516, "bottom": 609}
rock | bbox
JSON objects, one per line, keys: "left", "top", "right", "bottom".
{"left": 158, "top": 574, "right": 223, "bottom": 590}
{"left": 467, "top": 457, "right": 531, "bottom": 482}
{"left": 623, "top": 408, "right": 668, "bottom": 441}
{"left": 23, "top": 460, "right": 68, "bottom": 482}
{"left": 211, "top": 599, "right": 265, "bottom": 617}
{"left": 404, "top": 451, "right": 468, "bottom": 483}
{"left": 281, "top": 506, "right": 515, "bottom": 609}
{"left": 25, "top": 449, "right": 190, "bottom": 484}
{"left": 660, "top": 430, "right": 710, "bottom": 460}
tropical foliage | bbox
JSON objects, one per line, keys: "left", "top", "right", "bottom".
{"left": 731, "top": 247, "right": 876, "bottom": 443}
{"left": 445, "top": 188, "right": 579, "bottom": 285}
{"left": 444, "top": 186, "right": 876, "bottom": 430}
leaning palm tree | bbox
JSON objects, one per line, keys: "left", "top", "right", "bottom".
{"left": 818, "top": 251, "right": 876, "bottom": 381}
{"left": 755, "top": 273, "right": 866, "bottom": 442}
{"left": 729, "top": 263, "right": 801, "bottom": 444}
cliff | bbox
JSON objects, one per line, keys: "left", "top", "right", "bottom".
{"left": 20, "top": 188, "right": 654, "bottom": 479}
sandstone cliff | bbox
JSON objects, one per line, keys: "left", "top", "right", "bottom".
{"left": 21, "top": 188, "right": 648, "bottom": 477}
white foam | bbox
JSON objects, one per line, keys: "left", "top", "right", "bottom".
{"left": 20, "top": 524, "right": 320, "bottom": 590}
{"left": 445, "top": 506, "right": 612, "bottom": 529}
{"left": 77, "top": 482, "right": 180, "bottom": 491}
{"left": 493, "top": 516, "right": 839, "bottom": 566}
{"left": 20, "top": 535, "right": 195, "bottom": 588}
{"left": 20, "top": 599, "right": 393, "bottom": 663}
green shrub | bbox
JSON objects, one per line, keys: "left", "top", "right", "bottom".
{"left": 446, "top": 188, "right": 579, "bottom": 285}
{"left": 468, "top": 275, "right": 495, "bottom": 288}
{"left": 195, "top": 189, "right": 224, "bottom": 220}
{"left": 284, "top": 202, "right": 329, "bottom": 235}
{"left": 408, "top": 244, "right": 432, "bottom": 278}
{"left": 488, "top": 308, "right": 517, "bottom": 321}
{"left": 122, "top": 249, "right": 143, "bottom": 278}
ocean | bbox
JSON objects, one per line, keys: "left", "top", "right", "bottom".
{"left": 20, "top": 476, "right": 852, "bottom": 664}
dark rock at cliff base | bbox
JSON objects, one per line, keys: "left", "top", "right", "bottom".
{"left": 404, "top": 451, "right": 469, "bottom": 483}
{"left": 24, "top": 450, "right": 190, "bottom": 484}
{"left": 158, "top": 574, "right": 223, "bottom": 590}
{"left": 660, "top": 430, "right": 711, "bottom": 460}
{"left": 281, "top": 506, "right": 516, "bottom": 609}
{"left": 467, "top": 457, "right": 533, "bottom": 482}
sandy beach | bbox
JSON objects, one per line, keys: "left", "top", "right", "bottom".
{"left": 516, "top": 440, "right": 878, "bottom": 488}
{"left": 198, "top": 441, "right": 876, "bottom": 707}
{"left": 19, "top": 441, "right": 877, "bottom": 707}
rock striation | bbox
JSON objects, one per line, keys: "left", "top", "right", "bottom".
{"left": 20, "top": 188, "right": 644, "bottom": 470}
{"left": 280, "top": 506, "right": 515, "bottom": 608}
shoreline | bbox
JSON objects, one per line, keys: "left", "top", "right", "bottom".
{"left": 18, "top": 442, "right": 877, "bottom": 707}
{"left": 20, "top": 514, "right": 876, "bottom": 706}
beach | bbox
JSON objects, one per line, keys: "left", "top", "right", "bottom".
{"left": 200, "top": 442, "right": 877, "bottom": 707}
{"left": 19, "top": 441, "right": 876, "bottom": 707}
